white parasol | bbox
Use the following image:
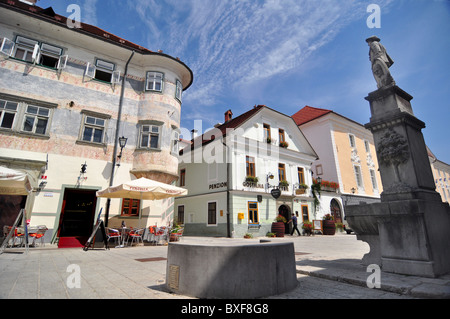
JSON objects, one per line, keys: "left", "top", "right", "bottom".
{"left": 0, "top": 166, "right": 32, "bottom": 195}
{"left": 96, "top": 177, "right": 188, "bottom": 225}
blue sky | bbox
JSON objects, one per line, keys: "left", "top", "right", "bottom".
{"left": 38, "top": 0, "right": 450, "bottom": 163}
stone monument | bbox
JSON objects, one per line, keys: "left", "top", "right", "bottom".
{"left": 345, "top": 36, "right": 450, "bottom": 277}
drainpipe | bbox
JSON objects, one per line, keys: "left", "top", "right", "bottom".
{"left": 222, "top": 139, "right": 232, "bottom": 238}
{"left": 104, "top": 50, "right": 135, "bottom": 227}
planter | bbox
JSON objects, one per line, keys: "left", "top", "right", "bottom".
{"left": 322, "top": 220, "right": 336, "bottom": 235}
{"left": 271, "top": 222, "right": 285, "bottom": 237}
{"left": 170, "top": 233, "right": 180, "bottom": 242}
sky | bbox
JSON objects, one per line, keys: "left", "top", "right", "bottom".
{"left": 37, "top": 0, "right": 450, "bottom": 164}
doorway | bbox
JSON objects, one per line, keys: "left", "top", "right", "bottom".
{"left": 278, "top": 204, "right": 291, "bottom": 234}
{"left": 330, "top": 199, "right": 342, "bottom": 223}
{"left": 57, "top": 189, "right": 97, "bottom": 246}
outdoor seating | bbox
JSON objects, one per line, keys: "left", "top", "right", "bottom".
{"left": 106, "top": 227, "right": 121, "bottom": 246}
{"left": 29, "top": 225, "right": 48, "bottom": 247}
{"left": 154, "top": 226, "right": 169, "bottom": 245}
{"left": 147, "top": 226, "right": 157, "bottom": 244}
{"left": 127, "top": 228, "right": 144, "bottom": 246}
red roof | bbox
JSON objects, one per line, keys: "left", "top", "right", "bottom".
{"left": 187, "top": 105, "right": 265, "bottom": 149}
{"left": 292, "top": 106, "right": 333, "bottom": 126}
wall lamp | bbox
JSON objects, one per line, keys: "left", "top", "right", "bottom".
{"left": 117, "top": 136, "right": 128, "bottom": 166}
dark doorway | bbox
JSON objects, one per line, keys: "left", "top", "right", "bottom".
{"left": 330, "top": 199, "right": 342, "bottom": 223}
{"left": 57, "top": 189, "right": 97, "bottom": 246}
{"left": 0, "top": 195, "right": 27, "bottom": 244}
{"left": 278, "top": 204, "right": 291, "bottom": 234}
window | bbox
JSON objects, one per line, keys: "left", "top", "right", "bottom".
{"left": 298, "top": 167, "right": 305, "bottom": 184}
{"left": 13, "top": 36, "right": 37, "bottom": 63}
{"left": 349, "top": 134, "right": 356, "bottom": 148}
{"left": 140, "top": 124, "right": 161, "bottom": 149}
{"left": 278, "top": 163, "right": 286, "bottom": 182}
{"left": 354, "top": 165, "right": 364, "bottom": 189}
{"left": 248, "top": 202, "right": 259, "bottom": 224}
{"left": 1, "top": 36, "right": 67, "bottom": 70}
{"left": 177, "top": 205, "right": 185, "bottom": 225}
{"left": 279, "top": 129, "right": 285, "bottom": 143}
{"left": 81, "top": 115, "right": 106, "bottom": 144}
{"left": 22, "top": 105, "right": 50, "bottom": 135}
{"left": 146, "top": 71, "right": 164, "bottom": 92}
{"left": 171, "top": 129, "right": 180, "bottom": 154}
{"left": 246, "top": 156, "right": 255, "bottom": 177}
{"left": 364, "top": 140, "right": 371, "bottom": 153}
{"left": 207, "top": 202, "right": 217, "bottom": 225}
{"left": 180, "top": 169, "right": 186, "bottom": 187}
{"left": 263, "top": 123, "right": 271, "bottom": 141}
{"left": 370, "top": 169, "right": 378, "bottom": 191}
{"left": 301, "top": 205, "right": 309, "bottom": 222}
{"left": 85, "top": 59, "right": 120, "bottom": 84}
{"left": 0, "top": 99, "right": 18, "bottom": 129}
{"left": 175, "top": 80, "right": 183, "bottom": 102}
{"left": 121, "top": 198, "right": 140, "bottom": 216}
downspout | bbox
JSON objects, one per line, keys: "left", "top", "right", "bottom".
{"left": 222, "top": 139, "right": 232, "bottom": 238}
{"left": 104, "top": 50, "right": 135, "bottom": 227}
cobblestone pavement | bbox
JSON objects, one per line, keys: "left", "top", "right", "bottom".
{"left": 1, "top": 234, "right": 449, "bottom": 299}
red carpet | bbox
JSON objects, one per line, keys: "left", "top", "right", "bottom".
{"left": 58, "top": 237, "right": 87, "bottom": 248}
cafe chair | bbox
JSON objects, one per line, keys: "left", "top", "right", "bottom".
{"left": 29, "top": 225, "right": 48, "bottom": 247}
{"left": 106, "top": 227, "right": 121, "bottom": 246}
{"left": 127, "top": 228, "right": 144, "bottom": 246}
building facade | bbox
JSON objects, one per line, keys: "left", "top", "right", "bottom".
{"left": 175, "top": 106, "right": 318, "bottom": 237}
{"left": 292, "top": 106, "right": 383, "bottom": 223}
{"left": 0, "top": 0, "right": 192, "bottom": 245}
{"left": 428, "top": 148, "right": 450, "bottom": 203}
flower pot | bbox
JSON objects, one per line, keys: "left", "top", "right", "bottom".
{"left": 271, "top": 222, "right": 285, "bottom": 237}
{"left": 169, "top": 233, "right": 179, "bottom": 242}
{"left": 322, "top": 220, "right": 336, "bottom": 235}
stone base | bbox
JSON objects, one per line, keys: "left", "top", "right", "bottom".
{"left": 346, "top": 199, "right": 450, "bottom": 278}
{"left": 166, "top": 241, "right": 297, "bottom": 298}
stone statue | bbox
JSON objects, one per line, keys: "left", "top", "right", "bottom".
{"left": 366, "top": 36, "right": 395, "bottom": 89}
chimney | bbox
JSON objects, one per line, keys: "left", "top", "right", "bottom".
{"left": 224, "top": 109, "right": 233, "bottom": 123}
{"left": 191, "top": 129, "right": 198, "bottom": 140}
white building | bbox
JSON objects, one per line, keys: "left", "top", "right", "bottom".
{"left": 175, "top": 106, "right": 318, "bottom": 237}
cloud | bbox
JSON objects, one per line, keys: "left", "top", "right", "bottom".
{"left": 82, "top": 0, "right": 98, "bottom": 26}
{"left": 126, "top": 0, "right": 394, "bottom": 122}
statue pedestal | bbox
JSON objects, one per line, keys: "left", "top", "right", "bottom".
{"left": 346, "top": 85, "right": 450, "bottom": 278}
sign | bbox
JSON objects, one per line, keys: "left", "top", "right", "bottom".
{"left": 313, "top": 220, "right": 322, "bottom": 231}
{"left": 271, "top": 188, "right": 281, "bottom": 199}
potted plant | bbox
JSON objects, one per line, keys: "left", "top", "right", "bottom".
{"left": 245, "top": 176, "right": 259, "bottom": 185}
{"left": 279, "top": 141, "right": 289, "bottom": 148}
{"left": 244, "top": 233, "right": 253, "bottom": 239}
{"left": 272, "top": 215, "right": 286, "bottom": 237}
{"left": 266, "top": 137, "right": 272, "bottom": 144}
{"left": 335, "top": 222, "right": 344, "bottom": 232}
{"left": 302, "top": 221, "right": 313, "bottom": 236}
{"left": 296, "top": 183, "right": 309, "bottom": 195}
{"left": 266, "top": 232, "right": 276, "bottom": 238}
{"left": 322, "top": 214, "right": 336, "bottom": 235}
{"left": 279, "top": 180, "right": 289, "bottom": 190}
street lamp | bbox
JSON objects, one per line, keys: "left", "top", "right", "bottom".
{"left": 117, "top": 136, "right": 128, "bottom": 166}
{"left": 316, "top": 176, "right": 322, "bottom": 184}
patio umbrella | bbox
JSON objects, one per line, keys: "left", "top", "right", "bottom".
{"left": 96, "top": 177, "right": 188, "bottom": 226}
{"left": 0, "top": 166, "right": 32, "bottom": 195}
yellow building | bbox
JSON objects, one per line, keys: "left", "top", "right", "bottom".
{"left": 292, "top": 106, "right": 383, "bottom": 223}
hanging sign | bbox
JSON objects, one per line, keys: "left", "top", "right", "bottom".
{"left": 271, "top": 188, "right": 281, "bottom": 199}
